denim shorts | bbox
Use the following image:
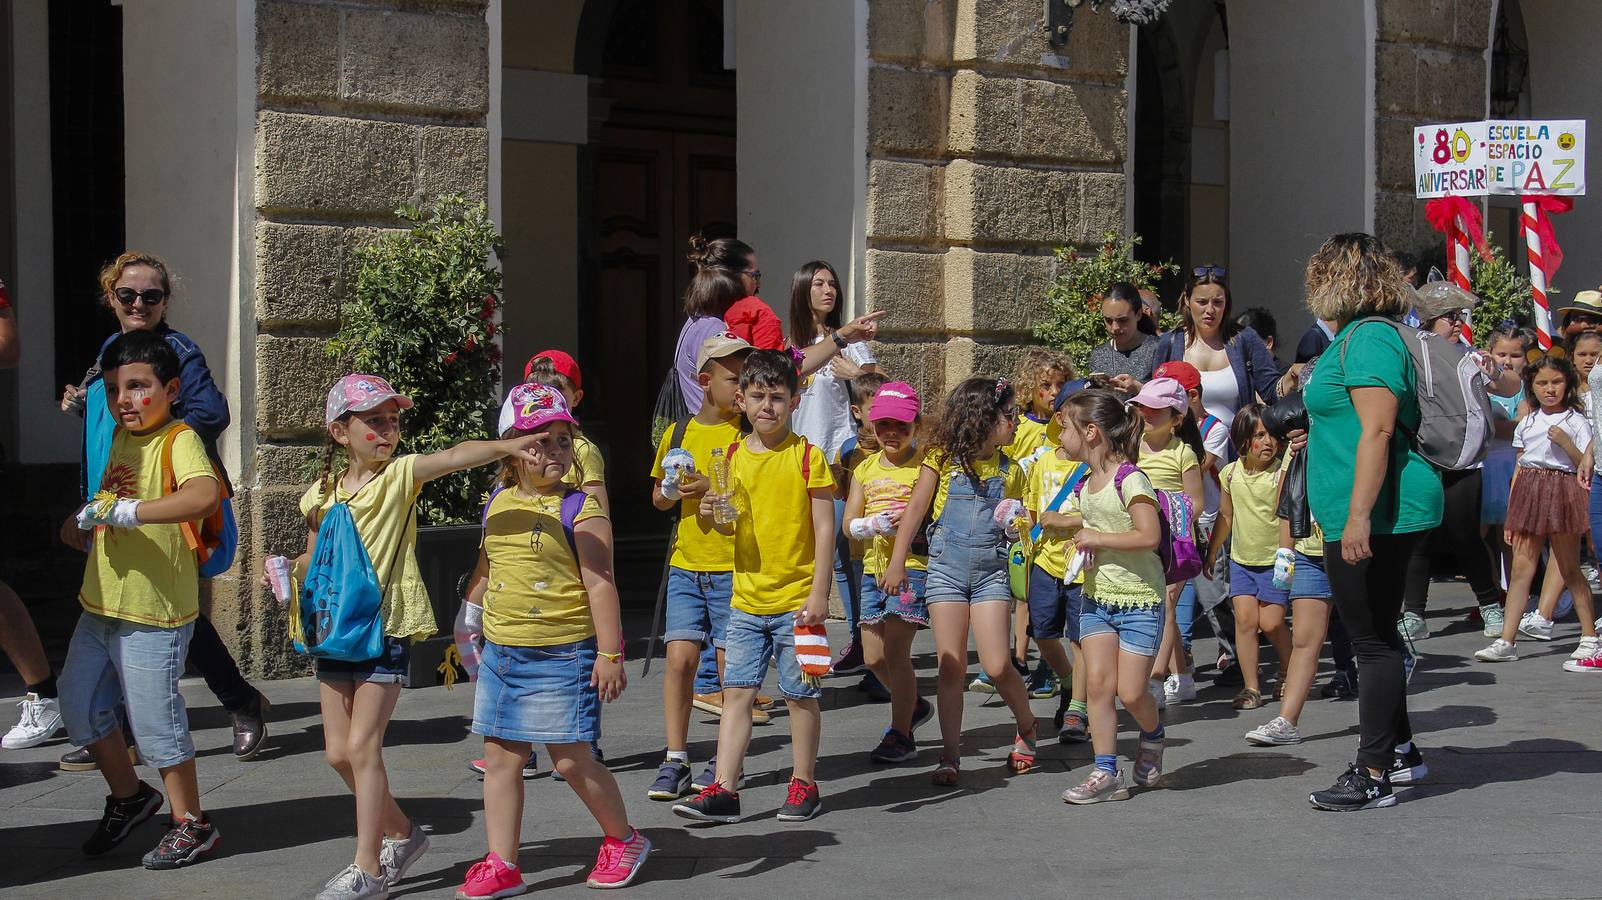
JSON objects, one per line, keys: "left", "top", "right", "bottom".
{"left": 1026, "top": 565, "right": 1084, "bottom": 642}
{"left": 722, "top": 608, "right": 821, "bottom": 700}
{"left": 473, "top": 638, "right": 600, "bottom": 744}
{"left": 860, "top": 570, "right": 928, "bottom": 627}
{"left": 1289, "top": 551, "right": 1331, "bottom": 600}
{"left": 664, "top": 567, "right": 733, "bottom": 648}
{"left": 925, "top": 531, "right": 1013, "bottom": 605}
{"left": 59, "top": 612, "right": 196, "bottom": 769}
{"left": 1229, "top": 560, "right": 1289, "bottom": 605}
{"left": 316, "top": 634, "right": 411, "bottom": 686}
{"left": 1079, "top": 594, "right": 1165, "bottom": 657}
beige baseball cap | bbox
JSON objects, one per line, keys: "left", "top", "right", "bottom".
{"left": 695, "top": 331, "right": 753, "bottom": 372}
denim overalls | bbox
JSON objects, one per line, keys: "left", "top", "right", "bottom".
{"left": 925, "top": 458, "right": 1014, "bottom": 604}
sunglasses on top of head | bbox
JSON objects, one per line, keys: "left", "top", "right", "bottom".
{"left": 1192, "top": 265, "right": 1227, "bottom": 279}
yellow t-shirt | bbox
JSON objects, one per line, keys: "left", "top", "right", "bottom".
{"left": 1006, "top": 414, "right": 1061, "bottom": 469}
{"left": 853, "top": 450, "right": 927, "bottom": 575}
{"left": 1294, "top": 520, "right": 1326, "bottom": 558}
{"left": 729, "top": 433, "right": 835, "bottom": 615}
{"left": 298, "top": 454, "right": 436, "bottom": 640}
{"left": 650, "top": 416, "right": 741, "bottom": 572}
{"left": 563, "top": 435, "right": 605, "bottom": 488}
{"left": 1070, "top": 468, "right": 1165, "bottom": 609}
{"left": 1137, "top": 436, "right": 1199, "bottom": 494}
{"left": 925, "top": 450, "right": 1026, "bottom": 520}
{"left": 1221, "top": 459, "right": 1284, "bottom": 566}
{"left": 79, "top": 422, "right": 217, "bottom": 628}
{"left": 480, "top": 488, "right": 606, "bottom": 646}
{"left": 1024, "top": 449, "right": 1087, "bottom": 581}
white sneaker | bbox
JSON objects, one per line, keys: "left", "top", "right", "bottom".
{"left": 1244, "top": 715, "right": 1303, "bottom": 746}
{"left": 1584, "top": 563, "right": 1602, "bottom": 594}
{"left": 2, "top": 693, "right": 63, "bottom": 750}
{"left": 1570, "top": 636, "right": 1602, "bottom": 661}
{"left": 1519, "top": 612, "right": 1554, "bottom": 641}
{"left": 1480, "top": 603, "right": 1505, "bottom": 638}
{"left": 1163, "top": 673, "right": 1197, "bottom": 705}
{"left": 1475, "top": 638, "right": 1518, "bottom": 662}
{"left": 1148, "top": 679, "right": 1167, "bottom": 711}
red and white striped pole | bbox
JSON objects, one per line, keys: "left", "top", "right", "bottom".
{"left": 1447, "top": 222, "right": 1474, "bottom": 344}
{"left": 1523, "top": 200, "right": 1553, "bottom": 351}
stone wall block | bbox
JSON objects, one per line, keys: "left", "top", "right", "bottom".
{"left": 1376, "top": 117, "right": 1419, "bottom": 191}
{"left": 256, "top": 336, "right": 345, "bottom": 436}
{"left": 1374, "top": 189, "right": 1433, "bottom": 253}
{"left": 1078, "top": 172, "right": 1125, "bottom": 242}
{"left": 945, "top": 160, "right": 1078, "bottom": 245}
{"left": 254, "top": 443, "right": 320, "bottom": 488}
{"left": 1376, "top": 0, "right": 1454, "bottom": 44}
{"left": 1375, "top": 43, "right": 1417, "bottom": 113}
{"left": 953, "top": 0, "right": 1126, "bottom": 79}
{"left": 951, "top": 72, "right": 1124, "bottom": 164}
{"left": 256, "top": 111, "right": 416, "bottom": 217}
{"left": 256, "top": 222, "right": 344, "bottom": 327}
{"left": 1415, "top": 51, "right": 1486, "bottom": 121}
{"left": 419, "top": 126, "right": 490, "bottom": 205}
{"left": 341, "top": 6, "right": 489, "bottom": 115}
{"left": 257, "top": 0, "right": 341, "bottom": 101}
{"left": 869, "top": 339, "right": 950, "bottom": 404}
{"left": 867, "top": 0, "right": 955, "bottom": 63}
{"left": 867, "top": 66, "right": 950, "bottom": 157}
{"left": 1453, "top": 0, "right": 1493, "bottom": 49}
{"left": 867, "top": 160, "right": 944, "bottom": 242}
{"left": 944, "top": 248, "right": 1054, "bottom": 334}
{"left": 864, "top": 249, "right": 945, "bottom": 332}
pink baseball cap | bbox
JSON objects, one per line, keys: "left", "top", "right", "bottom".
{"left": 498, "top": 383, "right": 578, "bottom": 435}
{"left": 869, "top": 382, "right": 921, "bottom": 423}
{"left": 1127, "top": 377, "right": 1187, "bottom": 414}
{"left": 325, "top": 374, "right": 414, "bottom": 425}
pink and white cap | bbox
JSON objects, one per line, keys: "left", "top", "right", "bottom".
{"left": 498, "top": 383, "right": 578, "bottom": 436}
{"left": 325, "top": 374, "right": 414, "bottom": 425}
{"left": 1127, "top": 377, "right": 1187, "bottom": 414}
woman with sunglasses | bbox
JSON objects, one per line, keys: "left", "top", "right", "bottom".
{"left": 56, "top": 252, "right": 270, "bottom": 769}
{"left": 1150, "top": 266, "right": 1281, "bottom": 437}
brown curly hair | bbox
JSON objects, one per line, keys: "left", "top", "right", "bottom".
{"left": 931, "top": 377, "right": 1015, "bottom": 482}
{"left": 1305, "top": 233, "right": 1413, "bottom": 322}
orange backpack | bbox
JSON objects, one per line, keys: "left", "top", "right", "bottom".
{"left": 157, "top": 422, "right": 234, "bottom": 570}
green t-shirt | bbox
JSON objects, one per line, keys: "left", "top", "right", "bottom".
{"left": 1304, "top": 318, "right": 1443, "bottom": 541}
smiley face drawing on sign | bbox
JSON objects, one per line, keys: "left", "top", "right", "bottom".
{"left": 1559, "top": 132, "right": 1577, "bottom": 151}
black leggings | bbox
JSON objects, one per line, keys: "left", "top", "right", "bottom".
{"left": 1325, "top": 532, "right": 1424, "bottom": 771}
{"left": 1403, "top": 469, "right": 1500, "bottom": 613}
{"left": 190, "top": 613, "right": 255, "bottom": 713}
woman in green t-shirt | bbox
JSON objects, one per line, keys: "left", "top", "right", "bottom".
{"left": 1301, "top": 234, "right": 1443, "bottom": 813}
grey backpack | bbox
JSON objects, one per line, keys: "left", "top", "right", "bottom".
{"left": 1338, "top": 316, "right": 1492, "bottom": 470}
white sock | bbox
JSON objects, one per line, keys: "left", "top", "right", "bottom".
{"left": 666, "top": 749, "right": 689, "bottom": 764}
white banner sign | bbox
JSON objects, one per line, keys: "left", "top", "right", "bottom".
{"left": 1414, "top": 119, "right": 1586, "bottom": 198}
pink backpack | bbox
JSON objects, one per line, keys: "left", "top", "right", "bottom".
{"left": 1073, "top": 461, "right": 1202, "bottom": 585}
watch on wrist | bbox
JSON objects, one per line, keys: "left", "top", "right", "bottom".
{"left": 832, "top": 332, "right": 848, "bottom": 350}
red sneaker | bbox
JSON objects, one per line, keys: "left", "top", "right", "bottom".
{"left": 585, "top": 828, "right": 651, "bottom": 889}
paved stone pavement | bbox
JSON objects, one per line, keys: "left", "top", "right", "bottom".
{"left": 3, "top": 583, "right": 1600, "bottom": 899}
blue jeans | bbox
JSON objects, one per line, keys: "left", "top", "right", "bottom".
{"left": 861, "top": 570, "right": 929, "bottom": 626}
{"left": 472, "top": 638, "right": 600, "bottom": 744}
{"left": 722, "top": 609, "right": 822, "bottom": 700}
{"left": 60, "top": 612, "right": 196, "bottom": 769}
{"left": 1589, "top": 473, "right": 1602, "bottom": 555}
{"left": 1176, "top": 581, "right": 1198, "bottom": 651}
{"left": 1079, "top": 595, "right": 1166, "bottom": 657}
{"left": 834, "top": 498, "right": 863, "bottom": 633}
{"left": 693, "top": 645, "right": 720, "bottom": 694}
{"left": 664, "top": 568, "right": 733, "bottom": 648}
{"left": 925, "top": 465, "right": 1014, "bottom": 604}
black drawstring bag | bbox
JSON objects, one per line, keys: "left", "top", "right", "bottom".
{"left": 1263, "top": 391, "right": 1312, "bottom": 539}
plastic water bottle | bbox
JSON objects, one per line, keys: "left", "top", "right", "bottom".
{"left": 710, "top": 448, "right": 737, "bottom": 524}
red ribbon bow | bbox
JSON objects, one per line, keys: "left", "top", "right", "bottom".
{"left": 1424, "top": 196, "right": 1491, "bottom": 260}
{"left": 1521, "top": 195, "right": 1574, "bottom": 282}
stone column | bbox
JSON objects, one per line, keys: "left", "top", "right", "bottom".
{"left": 864, "top": 0, "right": 1128, "bottom": 400}
{"left": 229, "top": 0, "right": 490, "bottom": 677}
{"left": 1373, "top": 0, "right": 1492, "bottom": 252}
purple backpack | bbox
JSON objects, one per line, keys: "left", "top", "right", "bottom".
{"left": 1073, "top": 462, "right": 1202, "bottom": 585}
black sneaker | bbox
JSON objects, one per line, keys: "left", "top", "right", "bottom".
{"left": 860, "top": 672, "right": 891, "bottom": 701}
{"left": 832, "top": 641, "right": 865, "bottom": 675}
{"left": 672, "top": 783, "right": 743, "bottom": 824}
{"left": 910, "top": 696, "right": 935, "bottom": 735}
{"left": 1309, "top": 764, "right": 1396, "bottom": 811}
{"left": 141, "top": 813, "right": 220, "bottom": 869}
{"left": 777, "top": 777, "right": 822, "bottom": 821}
{"left": 1320, "top": 667, "right": 1358, "bottom": 700}
{"left": 82, "top": 781, "right": 164, "bottom": 855}
{"left": 868, "top": 728, "right": 916, "bottom": 764}
{"left": 1387, "top": 744, "right": 1428, "bottom": 784}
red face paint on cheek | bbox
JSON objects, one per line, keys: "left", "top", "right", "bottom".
{"left": 141, "top": 397, "right": 152, "bottom": 406}
{"left": 365, "top": 433, "right": 375, "bottom": 441}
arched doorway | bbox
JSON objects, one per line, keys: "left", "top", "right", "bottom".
{"left": 575, "top": 0, "right": 737, "bottom": 580}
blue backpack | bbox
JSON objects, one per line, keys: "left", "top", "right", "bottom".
{"left": 293, "top": 501, "right": 410, "bottom": 662}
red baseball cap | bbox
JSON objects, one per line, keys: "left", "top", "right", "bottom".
{"left": 1153, "top": 361, "right": 1201, "bottom": 392}
{"left": 524, "top": 349, "right": 582, "bottom": 390}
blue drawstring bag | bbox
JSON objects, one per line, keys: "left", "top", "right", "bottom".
{"left": 292, "top": 502, "right": 404, "bottom": 662}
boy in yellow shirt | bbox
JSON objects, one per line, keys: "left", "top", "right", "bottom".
{"left": 58, "top": 331, "right": 222, "bottom": 869}
{"left": 647, "top": 332, "right": 751, "bottom": 800}
{"left": 673, "top": 350, "right": 835, "bottom": 824}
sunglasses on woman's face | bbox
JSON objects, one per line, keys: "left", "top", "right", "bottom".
{"left": 1193, "top": 265, "right": 1227, "bottom": 278}
{"left": 113, "top": 288, "right": 167, "bottom": 307}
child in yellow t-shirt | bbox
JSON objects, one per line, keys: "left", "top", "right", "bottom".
{"left": 1205, "top": 403, "right": 1291, "bottom": 711}
{"left": 59, "top": 331, "right": 223, "bottom": 868}
{"left": 673, "top": 350, "right": 835, "bottom": 825}
{"left": 454, "top": 383, "right": 648, "bottom": 892}
{"left": 524, "top": 349, "right": 609, "bottom": 515}
{"left": 843, "top": 381, "right": 931, "bottom": 762}
{"left": 646, "top": 332, "right": 750, "bottom": 799}
{"left": 1025, "top": 378, "right": 1093, "bottom": 742}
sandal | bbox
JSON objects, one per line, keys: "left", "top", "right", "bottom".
{"left": 1007, "top": 724, "right": 1038, "bottom": 774}
{"left": 931, "top": 755, "right": 961, "bottom": 786}
{"left": 1272, "top": 679, "right": 1287, "bottom": 701}
{"left": 1232, "top": 688, "right": 1264, "bottom": 710}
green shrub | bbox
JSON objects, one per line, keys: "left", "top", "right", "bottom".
{"left": 1468, "top": 236, "right": 1533, "bottom": 347}
{"left": 1034, "top": 231, "right": 1179, "bottom": 366}
{"left": 325, "top": 195, "right": 507, "bottom": 525}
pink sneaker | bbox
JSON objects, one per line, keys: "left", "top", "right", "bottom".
{"left": 585, "top": 828, "right": 651, "bottom": 889}
{"left": 456, "top": 852, "right": 526, "bottom": 899}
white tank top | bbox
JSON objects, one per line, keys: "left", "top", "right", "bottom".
{"left": 1198, "top": 365, "right": 1239, "bottom": 426}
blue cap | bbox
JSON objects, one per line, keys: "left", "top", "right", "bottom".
{"left": 1053, "top": 378, "right": 1091, "bottom": 411}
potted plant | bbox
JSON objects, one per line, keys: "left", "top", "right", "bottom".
{"left": 1034, "top": 230, "right": 1178, "bottom": 363}
{"left": 326, "top": 194, "right": 506, "bottom": 685}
